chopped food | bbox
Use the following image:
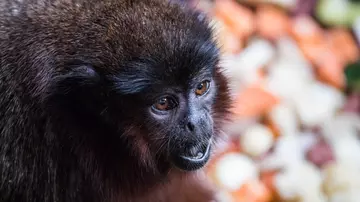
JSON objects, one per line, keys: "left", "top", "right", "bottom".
{"left": 232, "top": 86, "right": 279, "bottom": 119}
{"left": 327, "top": 28, "right": 360, "bottom": 65}
{"left": 231, "top": 180, "right": 272, "bottom": 202}
{"left": 196, "top": 0, "right": 360, "bottom": 201}
{"left": 306, "top": 140, "right": 335, "bottom": 168}
{"left": 255, "top": 5, "right": 290, "bottom": 40}
{"left": 215, "top": 0, "right": 255, "bottom": 39}
{"left": 240, "top": 124, "right": 275, "bottom": 157}
{"left": 213, "top": 153, "right": 259, "bottom": 191}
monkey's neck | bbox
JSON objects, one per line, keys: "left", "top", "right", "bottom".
{"left": 47, "top": 109, "right": 174, "bottom": 200}
{"left": 67, "top": 135, "right": 170, "bottom": 200}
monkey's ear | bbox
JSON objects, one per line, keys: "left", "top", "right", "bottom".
{"left": 50, "top": 65, "right": 101, "bottom": 97}
{"left": 63, "top": 65, "right": 99, "bottom": 80}
{"left": 46, "top": 65, "right": 103, "bottom": 115}
{"left": 56, "top": 65, "right": 100, "bottom": 86}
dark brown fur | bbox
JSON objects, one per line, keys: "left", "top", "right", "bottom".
{"left": 0, "top": 0, "right": 231, "bottom": 201}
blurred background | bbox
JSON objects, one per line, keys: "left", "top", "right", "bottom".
{"left": 185, "top": 0, "right": 360, "bottom": 201}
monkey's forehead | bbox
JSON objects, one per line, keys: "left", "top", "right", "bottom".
{"left": 111, "top": 40, "right": 219, "bottom": 95}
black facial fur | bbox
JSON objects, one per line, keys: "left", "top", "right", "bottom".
{"left": 0, "top": 0, "right": 231, "bottom": 201}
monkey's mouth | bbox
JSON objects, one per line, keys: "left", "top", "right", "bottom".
{"left": 170, "top": 139, "right": 211, "bottom": 171}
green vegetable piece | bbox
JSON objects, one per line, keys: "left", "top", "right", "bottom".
{"left": 316, "top": 0, "right": 360, "bottom": 27}
{"left": 345, "top": 61, "right": 360, "bottom": 92}
{"left": 349, "top": 0, "right": 360, "bottom": 3}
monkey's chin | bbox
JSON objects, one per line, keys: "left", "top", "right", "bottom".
{"left": 170, "top": 140, "right": 211, "bottom": 172}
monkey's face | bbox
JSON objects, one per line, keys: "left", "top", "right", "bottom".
{"left": 145, "top": 74, "right": 216, "bottom": 171}
{"left": 106, "top": 52, "right": 229, "bottom": 172}
{"left": 49, "top": 43, "right": 229, "bottom": 173}
{"left": 43, "top": 1, "right": 230, "bottom": 174}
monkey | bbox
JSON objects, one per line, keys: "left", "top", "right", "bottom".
{"left": 0, "top": 0, "right": 232, "bottom": 201}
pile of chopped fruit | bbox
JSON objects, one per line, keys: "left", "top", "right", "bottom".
{"left": 192, "top": 0, "right": 360, "bottom": 201}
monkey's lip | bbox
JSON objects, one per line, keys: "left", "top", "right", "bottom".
{"left": 179, "top": 141, "right": 211, "bottom": 162}
{"left": 170, "top": 139, "right": 212, "bottom": 171}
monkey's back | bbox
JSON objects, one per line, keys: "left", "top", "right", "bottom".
{"left": 0, "top": 0, "right": 217, "bottom": 201}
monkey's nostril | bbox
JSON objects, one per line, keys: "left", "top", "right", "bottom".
{"left": 187, "top": 122, "right": 195, "bottom": 132}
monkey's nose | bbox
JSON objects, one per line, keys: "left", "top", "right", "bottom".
{"left": 186, "top": 122, "right": 195, "bottom": 132}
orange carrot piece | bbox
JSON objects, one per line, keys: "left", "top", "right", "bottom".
{"left": 315, "top": 50, "right": 345, "bottom": 89}
{"left": 297, "top": 40, "right": 326, "bottom": 64}
{"left": 291, "top": 15, "right": 324, "bottom": 44}
{"left": 231, "top": 180, "right": 273, "bottom": 202}
{"left": 298, "top": 42, "right": 345, "bottom": 89}
{"left": 327, "top": 28, "right": 360, "bottom": 65}
{"left": 263, "top": 115, "right": 281, "bottom": 139}
{"left": 290, "top": 15, "right": 329, "bottom": 67}
{"left": 214, "top": 0, "right": 255, "bottom": 39}
{"left": 261, "top": 171, "right": 283, "bottom": 201}
{"left": 232, "top": 86, "right": 279, "bottom": 119}
{"left": 256, "top": 5, "right": 290, "bottom": 40}
{"left": 260, "top": 171, "right": 277, "bottom": 194}
{"left": 291, "top": 17, "right": 350, "bottom": 89}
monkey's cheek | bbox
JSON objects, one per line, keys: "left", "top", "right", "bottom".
{"left": 170, "top": 142, "right": 211, "bottom": 172}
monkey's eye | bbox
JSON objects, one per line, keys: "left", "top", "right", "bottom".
{"left": 195, "top": 80, "right": 210, "bottom": 96}
{"left": 152, "top": 96, "right": 177, "bottom": 111}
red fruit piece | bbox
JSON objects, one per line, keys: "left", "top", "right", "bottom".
{"left": 306, "top": 140, "right": 335, "bottom": 168}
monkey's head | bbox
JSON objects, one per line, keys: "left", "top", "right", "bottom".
{"left": 21, "top": 0, "right": 231, "bottom": 173}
